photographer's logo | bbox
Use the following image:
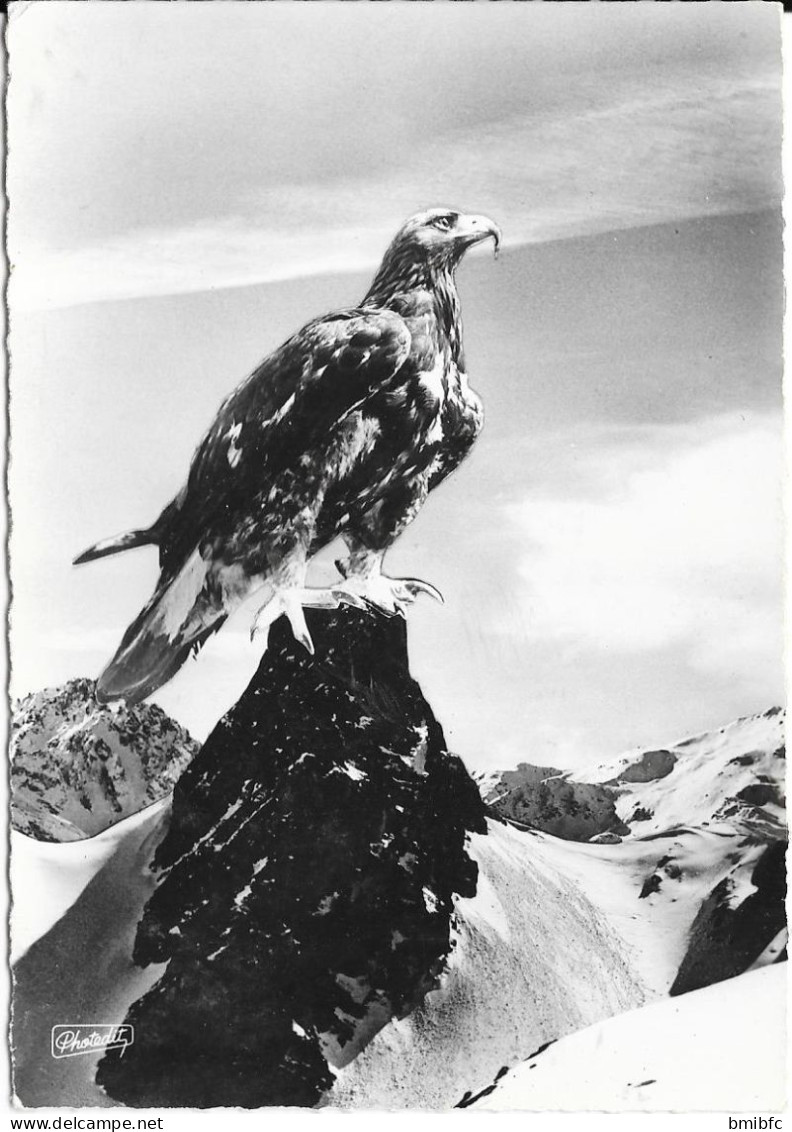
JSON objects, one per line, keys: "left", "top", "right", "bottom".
{"left": 51, "top": 1024, "right": 134, "bottom": 1059}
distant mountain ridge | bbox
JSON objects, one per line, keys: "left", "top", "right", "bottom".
{"left": 11, "top": 677, "right": 198, "bottom": 841}
{"left": 478, "top": 707, "right": 785, "bottom": 845}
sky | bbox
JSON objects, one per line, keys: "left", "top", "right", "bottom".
{"left": 7, "top": 2, "right": 785, "bottom": 771}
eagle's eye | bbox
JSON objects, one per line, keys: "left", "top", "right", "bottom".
{"left": 431, "top": 215, "right": 454, "bottom": 232}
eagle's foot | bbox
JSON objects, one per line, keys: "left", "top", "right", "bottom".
{"left": 250, "top": 590, "right": 315, "bottom": 655}
{"left": 250, "top": 586, "right": 369, "bottom": 653}
{"left": 333, "top": 561, "right": 444, "bottom": 616}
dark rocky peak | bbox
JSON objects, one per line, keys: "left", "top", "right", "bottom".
{"left": 97, "top": 606, "right": 487, "bottom": 1108}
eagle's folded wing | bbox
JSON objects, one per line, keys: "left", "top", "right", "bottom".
{"left": 156, "top": 309, "right": 412, "bottom": 578}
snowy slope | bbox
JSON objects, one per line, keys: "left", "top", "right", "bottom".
{"left": 11, "top": 678, "right": 198, "bottom": 841}
{"left": 471, "top": 963, "right": 786, "bottom": 1111}
{"left": 12, "top": 801, "right": 171, "bottom": 1107}
{"left": 523, "top": 824, "right": 778, "bottom": 995}
{"left": 327, "top": 816, "right": 781, "bottom": 1107}
{"left": 10, "top": 800, "right": 171, "bottom": 964}
{"left": 328, "top": 820, "right": 648, "bottom": 1109}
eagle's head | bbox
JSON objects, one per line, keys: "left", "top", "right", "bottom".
{"left": 366, "top": 208, "right": 501, "bottom": 302}
{"left": 392, "top": 208, "right": 501, "bottom": 267}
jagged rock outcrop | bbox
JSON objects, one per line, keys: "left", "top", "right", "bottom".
{"left": 670, "top": 839, "right": 787, "bottom": 995}
{"left": 11, "top": 678, "right": 198, "bottom": 840}
{"left": 95, "top": 607, "right": 487, "bottom": 1108}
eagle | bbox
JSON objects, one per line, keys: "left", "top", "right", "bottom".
{"left": 75, "top": 208, "right": 501, "bottom": 705}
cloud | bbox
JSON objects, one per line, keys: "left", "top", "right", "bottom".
{"left": 505, "top": 412, "right": 783, "bottom": 686}
{"left": 8, "top": 216, "right": 384, "bottom": 312}
{"left": 9, "top": 70, "right": 780, "bottom": 311}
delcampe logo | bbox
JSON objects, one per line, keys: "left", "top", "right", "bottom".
{"left": 51, "top": 1024, "right": 134, "bottom": 1059}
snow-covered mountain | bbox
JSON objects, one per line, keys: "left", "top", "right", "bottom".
{"left": 576, "top": 706, "right": 785, "bottom": 837}
{"left": 480, "top": 707, "right": 785, "bottom": 843}
{"left": 11, "top": 677, "right": 199, "bottom": 841}
{"left": 9, "top": 618, "right": 786, "bottom": 1111}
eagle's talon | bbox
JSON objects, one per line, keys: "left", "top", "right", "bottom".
{"left": 250, "top": 589, "right": 327, "bottom": 654}
{"left": 250, "top": 615, "right": 273, "bottom": 646}
{"left": 331, "top": 571, "right": 443, "bottom": 616}
{"left": 402, "top": 578, "right": 444, "bottom": 605}
{"left": 284, "top": 600, "right": 315, "bottom": 656}
{"left": 249, "top": 598, "right": 282, "bottom": 647}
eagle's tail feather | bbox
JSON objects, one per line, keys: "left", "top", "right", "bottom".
{"left": 74, "top": 527, "right": 156, "bottom": 566}
{"left": 95, "top": 552, "right": 226, "bottom": 705}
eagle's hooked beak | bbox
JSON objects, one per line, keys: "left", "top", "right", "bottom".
{"left": 458, "top": 214, "right": 502, "bottom": 258}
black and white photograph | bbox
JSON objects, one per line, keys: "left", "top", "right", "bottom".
{"left": 5, "top": 0, "right": 787, "bottom": 1118}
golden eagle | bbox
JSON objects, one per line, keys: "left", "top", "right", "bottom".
{"left": 75, "top": 208, "right": 501, "bottom": 704}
